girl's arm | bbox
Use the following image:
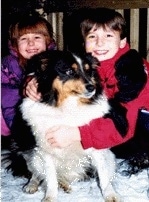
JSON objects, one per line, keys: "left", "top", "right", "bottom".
{"left": 1, "top": 56, "right": 22, "bottom": 129}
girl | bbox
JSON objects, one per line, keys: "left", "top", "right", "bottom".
{"left": 24, "top": 8, "right": 149, "bottom": 151}
{"left": 1, "top": 13, "right": 56, "bottom": 136}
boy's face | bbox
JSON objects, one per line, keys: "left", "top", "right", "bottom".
{"left": 85, "top": 25, "right": 126, "bottom": 62}
{"left": 17, "top": 33, "right": 47, "bottom": 59}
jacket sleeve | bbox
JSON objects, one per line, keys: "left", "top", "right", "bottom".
{"left": 79, "top": 92, "right": 149, "bottom": 149}
{"left": 79, "top": 116, "right": 133, "bottom": 150}
{"left": 1, "top": 56, "right": 23, "bottom": 129}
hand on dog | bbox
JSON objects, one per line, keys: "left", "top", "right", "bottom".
{"left": 25, "top": 78, "right": 41, "bottom": 101}
{"left": 45, "top": 125, "right": 81, "bottom": 148}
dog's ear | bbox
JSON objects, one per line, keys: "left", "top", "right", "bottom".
{"left": 85, "top": 53, "right": 100, "bottom": 69}
{"left": 40, "top": 58, "right": 49, "bottom": 72}
{"left": 25, "top": 50, "right": 56, "bottom": 77}
{"left": 115, "top": 49, "right": 147, "bottom": 102}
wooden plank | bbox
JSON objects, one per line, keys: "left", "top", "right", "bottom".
{"left": 47, "top": 13, "right": 64, "bottom": 50}
{"left": 45, "top": 0, "right": 149, "bottom": 13}
{"left": 56, "top": 12, "right": 64, "bottom": 50}
{"left": 65, "top": 0, "right": 149, "bottom": 11}
{"left": 130, "top": 9, "right": 139, "bottom": 51}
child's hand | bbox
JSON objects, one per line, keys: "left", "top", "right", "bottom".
{"left": 25, "top": 78, "right": 41, "bottom": 101}
{"left": 45, "top": 125, "right": 81, "bottom": 148}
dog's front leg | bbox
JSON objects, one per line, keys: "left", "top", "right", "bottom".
{"left": 89, "top": 149, "right": 121, "bottom": 202}
{"left": 23, "top": 173, "right": 40, "bottom": 194}
{"left": 41, "top": 151, "right": 58, "bottom": 202}
{"left": 25, "top": 149, "right": 58, "bottom": 202}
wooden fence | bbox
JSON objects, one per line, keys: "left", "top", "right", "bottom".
{"left": 45, "top": 8, "right": 149, "bottom": 61}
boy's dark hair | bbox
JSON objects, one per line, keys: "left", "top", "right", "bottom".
{"left": 64, "top": 8, "right": 127, "bottom": 54}
{"left": 80, "top": 8, "right": 127, "bottom": 40}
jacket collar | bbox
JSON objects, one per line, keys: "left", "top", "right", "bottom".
{"left": 100, "top": 43, "right": 130, "bottom": 68}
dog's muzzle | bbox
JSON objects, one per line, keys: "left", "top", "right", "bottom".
{"left": 80, "top": 84, "right": 96, "bottom": 98}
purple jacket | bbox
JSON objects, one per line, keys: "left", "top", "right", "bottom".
{"left": 1, "top": 41, "right": 57, "bottom": 130}
{"left": 1, "top": 51, "right": 25, "bottom": 129}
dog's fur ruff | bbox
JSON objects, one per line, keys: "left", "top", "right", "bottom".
{"left": 3, "top": 50, "right": 129, "bottom": 202}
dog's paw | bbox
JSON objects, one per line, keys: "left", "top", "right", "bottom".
{"left": 105, "top": 194, "right": 122, "bottom": 202}
{"left": 59, "top": 181, "right": 71, "bottom": 193}
{"left": 23, "top": 182, "right": 38, "bottom": 194}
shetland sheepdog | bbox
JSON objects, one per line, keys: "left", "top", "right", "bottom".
{"left": 4, "top": 50, "right": 128, "bottom": 202}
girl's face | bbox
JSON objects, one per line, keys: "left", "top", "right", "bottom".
{"left": 17, "top": 33, "right": 47, "bottom": 59}
{"left": 85, "top": 25, "right": 126, "bottom": 61}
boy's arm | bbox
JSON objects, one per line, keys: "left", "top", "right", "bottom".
{"left": 79, "top": 83, "right": 149, "bottom": 149}
{"left": 79, "top": 116, "right": 132, "bottom": 149}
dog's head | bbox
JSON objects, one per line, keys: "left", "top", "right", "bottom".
{"left": 26, "top": 50, "right": 102, "bottom": 106}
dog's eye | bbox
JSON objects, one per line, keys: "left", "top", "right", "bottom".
{"left": 85, "top": 69, "right": 94, "bottom": 77}
{"left": 65, "top": 69, "right": 74, "bottom": 76}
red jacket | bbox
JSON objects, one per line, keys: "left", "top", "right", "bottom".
{"left": 79, "top": 44, "right": 149, "bottom": 149}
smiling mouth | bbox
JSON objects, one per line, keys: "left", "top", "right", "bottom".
{"left": 27, "top": 50, "right": 39, "bottom": 54}
{"left": 94, "top": 50, "right": 108, "bottom": 55}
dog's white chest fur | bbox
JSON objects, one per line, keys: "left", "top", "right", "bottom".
{"left": 21, "top": 94, "right": 109, "bottom": 126}
{"left": 21, "top": 95, "right": 110, "bottom": 149}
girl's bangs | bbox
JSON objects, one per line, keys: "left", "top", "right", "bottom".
{"left": 18, "top": 24, "right": 48, "bottom": 37}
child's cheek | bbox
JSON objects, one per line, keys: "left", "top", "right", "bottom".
{"left": 85, "top": 41, "right": 94, "bottom": 53}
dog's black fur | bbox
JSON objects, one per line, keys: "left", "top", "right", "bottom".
{"left": 114, "top": 49, "right": 147, "bottom": 102}
{"left": 111, "top": 49, "right": 149, "bottom": 175}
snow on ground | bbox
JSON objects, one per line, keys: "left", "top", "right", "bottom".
{"left": 1, "top": 154, "right": 149, "bottom": 202}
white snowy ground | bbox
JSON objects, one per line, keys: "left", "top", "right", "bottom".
{"left": 1, "top": 154, "right": 149, "bottom": 202}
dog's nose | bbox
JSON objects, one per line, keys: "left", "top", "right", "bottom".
{"left": 85, "top": 84, "right": 95, "bottom": 92}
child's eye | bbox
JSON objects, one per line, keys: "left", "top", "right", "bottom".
{"left": 106, "top": 34, "right": 113, "bottom": 37}
{"left": 19, "top": 37, "right": 27, "bottom": 41}
{"left": 87, "top": 35, "right": 96, "bottom": 39}
{"left": 35, "top": 36, "right": 41, "bottom": 39}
